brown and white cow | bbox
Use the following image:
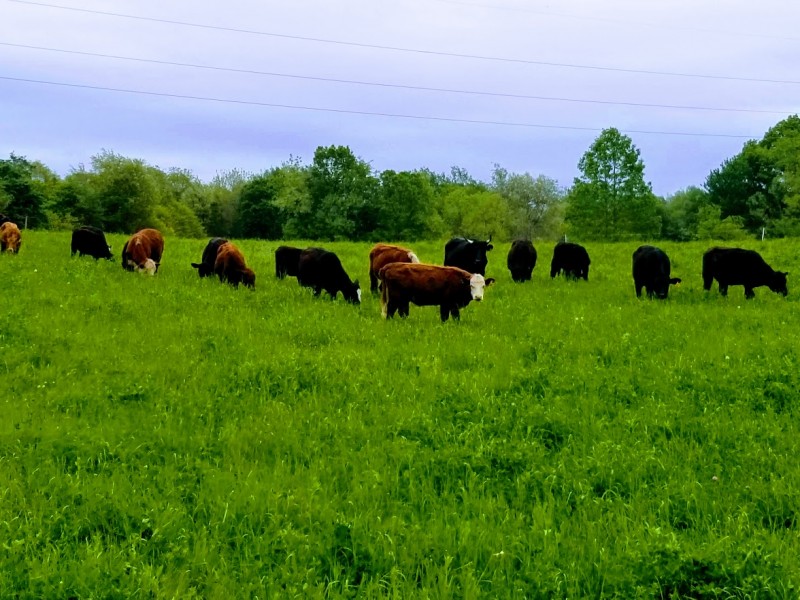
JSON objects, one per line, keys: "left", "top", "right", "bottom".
{"left": 368, "top": 243, "right": 420, "bottom": 294}
{"left": 378, "top": 262, "right": 495, "bottom": 322}
{"left": 0, "top": 222, "right": 21, "bottom": 254}
{"left": 215, "top": 242, "right": 256, "bottom": 288}
{"left": 122, "top": 228, "right": 164, "bottom": 275}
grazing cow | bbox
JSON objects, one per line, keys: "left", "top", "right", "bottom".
{"left": 71, "top": 226, "right": 112, "bottom": 260}
{"left": 632, "top": 245, "right": 681, "bottom": 299}
{"left": 368, "top": 243, "right": 420, "bottom": 293}
{"left": 122, "top": 228, "right": 164, "bottom": 275}
{"left": 378, "top": 263, "right": 495, "bottom": 322}
{"left": 444, "top": 237, "right": 493, "bottom": 276}
{"left": 550, "top": 242, "right": 590, "bottom": 280}
{"left": 297, "top": 247, "right": 361, "bottom": 304}
{"left": 507, "top": 239, "right": 537, "bottom": 282}
{"left": 275, "top": 245, "right": 303, "bottom": 279}
{"left": 214, "top": 242, "right": 255, "bottom": 288}
{"left": 191, "top": 237, "right": 228, "bottom": 278}
{"left": 0, "top": 222, "right": 21, "bottom": 254}
{"left": 703, "top": 247, "right": 788, "bottom": 299}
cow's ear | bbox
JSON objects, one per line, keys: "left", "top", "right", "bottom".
{"left": 670, "top": 277, "right": 682, "bottom": 285}
{"left": 191, "top": 263, "right": 201, "bottom": 269}
{"left": 486, "top": 244, "right": 494, "bottom": 251}
{"left": 485, "top": 278, "right": 496, "bottom": 286}
{"left": 783, "top": 271, "right": 790, "bottom": 277}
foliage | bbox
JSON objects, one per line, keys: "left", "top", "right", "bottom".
{"left": 2, "top": 232, "right": 800, "bottom": 597}
{"left": 0, "top": 153, "right": 51, "bottom": 227}
{"left": 566, "top": 128, "right": 662, "bottom": 240}
{"left": 491, "top": 165, "right": 565, "bottom": 239}
{"left": 661, "top": 186, "right": 712, "bottom": 241}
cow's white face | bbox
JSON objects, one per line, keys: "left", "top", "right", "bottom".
{"left": 357, "top": 288, "right": 362, "bottom": 303}
{"left": 138, "top": 259, "right": 157, "bottom": 275}
{"left": 408, "top": 252, "right": 420, "bottom": 264}
{"left": 470, "top": 274, "right": 487, "bottom": 300}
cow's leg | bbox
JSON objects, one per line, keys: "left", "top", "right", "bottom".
{"left": 399, "top": 302, "right": 410, "bottom": 318}
{"left": 745, "top": 287, "right": 755, "bottom": 299}
{"left": 369, "top": 271, "right": 378, "bottom": 294}
{"left": 635, "top": 281, "right": 643, "bottom": 298}
{"left": 313, "top": 286, "right": 322, "bottom": 297}
{"left": 719, "top": 284, "right": 728, "bottom": 296}
{"left": 583, "top": 266, "right": 589, "bottom": 281}
{"left": 439, "top": 305, "right": 450, "bottom": 322}
{"left": 450, "top": 306, "right": 461, "bottom": 321}
{"left": 703, "top": 274, "right": 714, "bottom": 291}
{"left": 386, "top": 300, "right": 399, "bottom": 319}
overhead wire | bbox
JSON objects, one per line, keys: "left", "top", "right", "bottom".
{"left": 1, "top": 42, "right": 793, "bottom": 116}
{"left": 6, "top": 0, "right": 800, "bottom": 85}
{"left": 0, "top": 75, "right": 761, "bottom": 138}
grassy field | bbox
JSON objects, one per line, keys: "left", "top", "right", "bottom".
{"left": 1, "top": 231, "right": 800, "bottom": 598}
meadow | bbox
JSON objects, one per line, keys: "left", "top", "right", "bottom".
{"left": 1, "top": 231, "right": 800, "bottom": 599}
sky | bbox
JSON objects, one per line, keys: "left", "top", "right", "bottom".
{"left": 1, "top": 0, "right": 799, "bottom": 197}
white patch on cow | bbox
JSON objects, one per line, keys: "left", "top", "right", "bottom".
{"left": 139, "top": 259, "right": 157, "bottom": 275}
{"left": 408, "top": 251, "right": 420, "bottom": 263}
{"left": 469, "top": 274, "right": 487, "bottom": 301}
{"left": 357, "top": 288, "right": 362, "bottom": 302}
{"left": 126, "top": 258, "right": 137, "bottom": 270}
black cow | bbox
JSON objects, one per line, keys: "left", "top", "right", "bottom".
{"left": 297, "top": 247, "right": 361, "bottom": 304}
{"left": 632, "top": 245, "right": 681, "bottom": 299}
{"left": 71, "top": 226, "right": 113, "bottom": 260}
{"left": 703, "top": 247, "right": 788, "bottom": 299}
{"left": 507, "top": 239, "right": 537, "bottom": 282}
{"left": 550, "top": 242, "right": 590, "bottom": 280}
{"left": 191, "top": 238, "right": 229, "bottom": 278}
{"left": 275, "top": 245, "right": 303, "bottom": 279}
{"left": 444, "top": 237, "right": 493, "bottom": 275}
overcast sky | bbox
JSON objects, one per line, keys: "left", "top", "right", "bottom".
{"left": 1, "top": 0, "right": 798, "bottom": 196}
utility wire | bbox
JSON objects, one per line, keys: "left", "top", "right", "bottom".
{"left": 0, "top": 74, "right": 759, "bottom": 138}
{"left": 1, "top": 42, "right": 793, "bottom": 116}
{"left": 429, "top": 0, "right": 800, "bottom": 42}
{"left": 7, "top": 0, "right": 800, "bottom": 85}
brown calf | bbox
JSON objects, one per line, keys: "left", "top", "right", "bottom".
{"left": 368, "top": 243, "right": 419, "bottom": 294}
{"left": 215, "top": 242, "right": 256, "bottom": 288}
{"left": 122, "top": 228, "right": 164, "bottom": 275}
{"left": 0, "top": 222, "right": 21, "bottom": 254}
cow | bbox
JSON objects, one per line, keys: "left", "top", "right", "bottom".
{"left": 191, "top": 237, "right": 228, "bottom": 278}
{"left": 550, "top": 242, "right": 590, "bottom": 280}
{"left": 632, "top": 245, "right": 681, "bottom": 299}
{"left": 703, "top": 247, "right": 788, "bottom": 299}
{"left": 71, "top": 226, "right": 112, "bottom": 260}
{"left": 444, "top": 237, "right": 493, "bottom": 276}
{"left": 0, "top": 222, "right": 21, "bottom": 254}
{"left": 297, "top": 247, "right": 361, "bottom": 304}
{"left": 275, "top": 245, "right": 303, "bottom": 279}
{"left": 214, "top": 242, "right": 256, "bottom": 288}
{"left": 378, "top": 262, "right": 495, "bottom": 322}
{"left": 507, "top": 239, "right": 537, "bottom": 283}
{"left": 368, "top": 243, "right": 420, "bottom": 294}
{"left": 122, "top": 228, "right": 164, "bottom": 275}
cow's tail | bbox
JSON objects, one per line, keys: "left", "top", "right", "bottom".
{"left": 408, "top": 251, "right": 420, "bottom": 264}
{"left": 379, "top": 271, "right": 389, "bottom": 319}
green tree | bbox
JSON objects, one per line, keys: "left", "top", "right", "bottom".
{"left": 565, "top": 128, "right": 661, "bottom": 240}
{"left": 236, "top": 173, "right": 284, "bottom": 239}
{"left": 0, "top": 153, "right": 51, "bottom": 228}
{"left": 375, "top": 170, "right": 436, "bottom": 240}
{"left": 306, "top": 145, "right": 379, "bottom": 240}
{"left": 89, "top": 151, "right": 161, "bottom": 232}
{"left": 270, "top": 158, "right": 312, "bottom": 239}
{"left": 492, "top": 165, "right": 564, "bottom": 239}
{"left": 661, "top": 186, "right": 711, "bottom": 241}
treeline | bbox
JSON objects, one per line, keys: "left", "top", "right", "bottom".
{"left": 2, "top": 115, "right": 799, "bottom": 242}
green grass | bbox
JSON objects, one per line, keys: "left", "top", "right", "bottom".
{"left": 2, "top": 232, "right": 800, "bottom": 598}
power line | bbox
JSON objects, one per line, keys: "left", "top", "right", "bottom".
{"left": 0, "top": 74, "right": 760, "bottom": 138}
{"left": 7, "top": 0, "right": 800, "bottom": 85}
{"left": 429, "top": 0, "right": 800, "bottom": 42}
{"left": 2, "top": 42, "right": 792, "bottom": 116}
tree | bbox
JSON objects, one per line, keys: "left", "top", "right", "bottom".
{"left": 306, "top": 145, "right": 379, "bottom": 240}
{"left": 491, "top": 165, "right": 564, "bottom": 239}
{"left": 89, "top": 151, "right": 161, "bottom": 232}
{"left": 236, "top": 173, "right": 284, "bottom": 239}
{"left": 661, "top": 186, "right": 711, "bottom": 241}
{"left": 375, "top": 170, "right": 436, "bottom": 240}
{"left": 565, "top": 128, "right": 661, "bottom": 240}
{"left": 0, "top": 153, "right": 51, "bottom": 228}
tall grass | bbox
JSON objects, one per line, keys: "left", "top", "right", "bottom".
{"left": 1, "top": 232, "right": 799, "bottom": 598}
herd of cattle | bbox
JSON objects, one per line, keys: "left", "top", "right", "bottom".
{"left": 0, "top": 213, "right": 792, "bottom": 321}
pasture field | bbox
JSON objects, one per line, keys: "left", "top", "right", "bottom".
{"left": 2, "top": 232, "right": 800, "bottom": 599}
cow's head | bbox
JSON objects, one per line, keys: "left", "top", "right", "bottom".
{"left": 653, "top": 276, "right": 682, "bottom": 299}
{"left": 137, "top": 259, "right": 158, "bottom": 275}
{"left": 469, "top": 274, "right": 495, "bottom": 301}
{"left": 343, "top": 279, "right": 361, "bottom": 305}
{"left": 241, "top": 268, "right": 256, "bottom": 289}
{"left": 770, "top": 271, "right": 789, "bottom": 296}
{"left": 191, "top": 262, "right": 213, "bottom": 277}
